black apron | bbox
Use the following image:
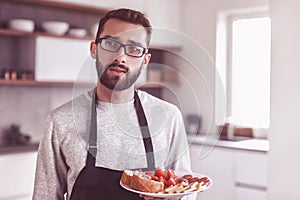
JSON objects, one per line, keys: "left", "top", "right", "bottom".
{"left": 70, "top": 88, "right": 155, "bottom": 200}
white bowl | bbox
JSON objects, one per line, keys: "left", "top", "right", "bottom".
{"left": 42, "top": 21, "right": 69, "bottom": 35}
{"left": 68, "top": 28, "right": 87, "bottom": 37}
{"left": 8, "top": 19, "right": 34, "bottom": 32}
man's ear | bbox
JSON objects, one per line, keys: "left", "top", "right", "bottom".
{"left": 142, "top": 53, "right": 151, "bottom": 68}
{"left": 90, "top": 42, "right": 97, "bottom": 59}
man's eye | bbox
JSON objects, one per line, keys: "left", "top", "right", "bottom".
{"left": 128, "top": 46, "right": 142, "bottom": 53}
{"left": 105, "top": 40, "right": 117, "bottom": 47}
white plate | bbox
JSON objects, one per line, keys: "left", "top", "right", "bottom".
{"left": 120, "top": 171, "right": 213, "bottom": 198}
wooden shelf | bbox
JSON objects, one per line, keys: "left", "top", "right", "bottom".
{"left": 0, "top": 80, "right": 95, "bottom": 87}
{"left": 2, "top": 0, "right": 108, "bottom": 15}
{"left": 0, "top": 28, "right": 94, "bottom": 40}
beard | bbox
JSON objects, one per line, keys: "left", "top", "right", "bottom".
{"left": 95, "top": 58, "right": 142, "bottom": 91}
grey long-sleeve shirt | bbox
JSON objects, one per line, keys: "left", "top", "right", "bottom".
{"left": 33, "top": 90, "right": 194, "bottom": 200}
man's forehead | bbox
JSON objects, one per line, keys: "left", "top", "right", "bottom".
{"left": 100, "top": 18, "right": 148, "bottom": 44}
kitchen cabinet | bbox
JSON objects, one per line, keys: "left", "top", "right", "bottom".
{"left": 190, "top": 145, "right": 235, "bottom": 200}
{"left": 0, "top": 151, "right": 37, "bottom": 200}
{"left": 190, "top": 143, "right": 268, "bottom": 200}
{"left": 0, "top": 0, "right": 105, "bottom": 86}
{"left": 235, "top": 187, "right": 267, "bottom": 200}
{"left": 35, "top": 36, "right": 95, "bottom": 82}
{"left": 234, "top": 151, "right": 268, "bottom": 200}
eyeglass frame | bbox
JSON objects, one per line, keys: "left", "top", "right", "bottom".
{"left": 94, "top": 37, "right": 149, "bottom": 58}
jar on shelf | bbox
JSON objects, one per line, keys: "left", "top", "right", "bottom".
{"left": 20, "top": 69, "right": 34, "bottom": 80}
{"left": 10, "top": 70, "right": 17, "bottom": 80}
{"left": 2, "top": 69, "right": 11, "bottom": 80}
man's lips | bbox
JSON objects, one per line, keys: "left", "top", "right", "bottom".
{"left": 110, "top": 67, "right": 127, "bottom": 73}
{"left": 107, "top": 64, "right": 128, "bottom": 75}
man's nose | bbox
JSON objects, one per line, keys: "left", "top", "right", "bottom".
{"left": 113, "top": 46, "right": 127, "bottom": 63}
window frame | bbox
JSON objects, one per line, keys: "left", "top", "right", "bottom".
{"left": 216, "top": 8, "right": 270, "bottom": 129}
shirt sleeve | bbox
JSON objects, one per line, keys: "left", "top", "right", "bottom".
{"left": 33, "top": 114, "right": 67, "bottom": 200}
{"left": 164, "top": 107, "right": 191, "bottom": 171}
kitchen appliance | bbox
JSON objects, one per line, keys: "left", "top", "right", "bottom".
{"left": 185, "top": 114, "right": 201, "bottom": 135}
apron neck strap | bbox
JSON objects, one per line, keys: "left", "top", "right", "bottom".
{"left": 86, "top": 88, "right": 155, "bottom": 171}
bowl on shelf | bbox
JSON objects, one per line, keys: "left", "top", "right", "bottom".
{"left": 68, "top": 28, "right": 87, "bottom": 37}
{"left": 42, "top": 21, "right": 69, "bottom": 35}
{"left": 8, "top": 19, "right": 35, "bottom": 32}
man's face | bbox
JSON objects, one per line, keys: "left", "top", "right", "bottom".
{"left": 91, "top": 18, "right": 151, "bottom": 91}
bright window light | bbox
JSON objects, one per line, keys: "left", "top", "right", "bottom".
{"left": 230, "top": 17, "right": 271, "bottom": 128}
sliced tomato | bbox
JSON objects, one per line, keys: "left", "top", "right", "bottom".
{"left": 144, "top": 171, "right": 158, "bottom": 181}
{"left": 189, "top": 177, "right": 200, "bottom": 183}
{"left": 150, "top": 175, "right": 159, "bottom": 181}
{"left": 174, "top": 177, "right": 183, "bottom": 184}
{"left": 166, "top": 177, "right": 177, "bottom": 187}
{"left": 145, "top": 171, "right": 154, "bottom": 175}
{"left": 199, "top": 177, "right": 209, "bottom": 182}
{"left": 158, "top": 176, "right": 167, "bottom": 186}
{"left": 199, "top": 177, "right": 210, "bottom": 185}
{"left": 182, "top": 174, "right": 193, "bottom": 180}
{"left": 155, "top": 168, "right": 168, "bottom": 179}
{"left": 167, "top": 168, "right": 175, "bottom": 179}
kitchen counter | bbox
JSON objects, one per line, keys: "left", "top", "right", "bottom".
{"left": 0, "top": 142, "right": 39, "bottom": 154}
{"left": 188, "top": 135, "right": 269, "bottom": 152}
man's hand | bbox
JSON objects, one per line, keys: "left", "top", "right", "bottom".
{"left": 139, "top": 194, "right": 181, "bottom": 200}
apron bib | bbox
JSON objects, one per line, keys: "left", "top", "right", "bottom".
{"left": 70, "top": 88, "right": 155, "bottom": 200}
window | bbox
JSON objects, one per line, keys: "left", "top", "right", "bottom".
{"left": 230, "top": 17, "right": 271, "bottom": 128}
{"left": 216, "top": 13, "right": 271, "bottom": 129}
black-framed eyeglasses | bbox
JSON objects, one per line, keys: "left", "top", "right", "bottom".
{"left": 95, "top": 38, "right": 148, "bottom": 58}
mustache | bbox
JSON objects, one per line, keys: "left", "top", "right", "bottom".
{"left": 106, "top": 63, "right": 129, "bottom": 72}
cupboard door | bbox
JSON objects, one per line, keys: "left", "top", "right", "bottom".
{"left": 234, "top": 151, "right": 267, "bottom": 200}
{"left": 0, "top": 152, "right": 37, "bottom": 200}
{"left": 236, "top": 187, "right": 266, "bottom": 200}
{"left": 235, "top": 151, "right": 268, "bottom": 188}
{"left": 190, "top": 145, "right": 235, "bottom": 200}
{"left": 35, "top": 36, "right": 95, "bottom": 82}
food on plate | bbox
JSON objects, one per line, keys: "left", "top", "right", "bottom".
{"left": 120, "top": 168, "right": 211, "bottom": 194}
{"left": 121, "top": 169, "right": 134, "bottom": 187}
{"left": 121, "top": 169, "right": 164, "bottom": 193}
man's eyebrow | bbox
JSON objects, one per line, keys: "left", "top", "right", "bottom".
{"left": 101, "top": 36, "right": 145, "bottom": 46}
{"left": 127, "top": 39, "right": 144, "bottom": 47}
{"left": 102, "top": 35, "right": 120, "bottom": 40}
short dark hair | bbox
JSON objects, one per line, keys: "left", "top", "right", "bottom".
{"left": 95, "top": 8, "right": 152, "bottom": 45}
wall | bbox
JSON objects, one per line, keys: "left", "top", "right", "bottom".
{"left": 0, "top": 87, "right": 76, "bottom": 144}
{"left": 267, "top": 0, "right": 300, "bottom": 199}
{"left": 182, "top": 0, "right": 269, "bottom": 60}
{"left": 179, "top": 0, "right": 269, "bottom": 134}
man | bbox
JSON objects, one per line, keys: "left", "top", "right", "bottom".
{"left": 33, "top": 8, "right": 193, "bottom": 200}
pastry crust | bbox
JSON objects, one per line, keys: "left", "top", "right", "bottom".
{"left": 120, "top": 169, "right": 134, "bottom": 187}
{"left": 121, "top": 170, "right": 164, "bottom": 193}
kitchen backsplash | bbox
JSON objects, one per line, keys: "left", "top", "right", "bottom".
{"left": 0, "top": 86, "right": 87, "bottom": 145}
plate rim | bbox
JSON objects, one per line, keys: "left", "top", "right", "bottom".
{"left": 119, "top": 171, "right": 213, "bottom": 198}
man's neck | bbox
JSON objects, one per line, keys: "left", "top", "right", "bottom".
{"left": 96, "top": 83, "right": 135, "bottom": 104}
